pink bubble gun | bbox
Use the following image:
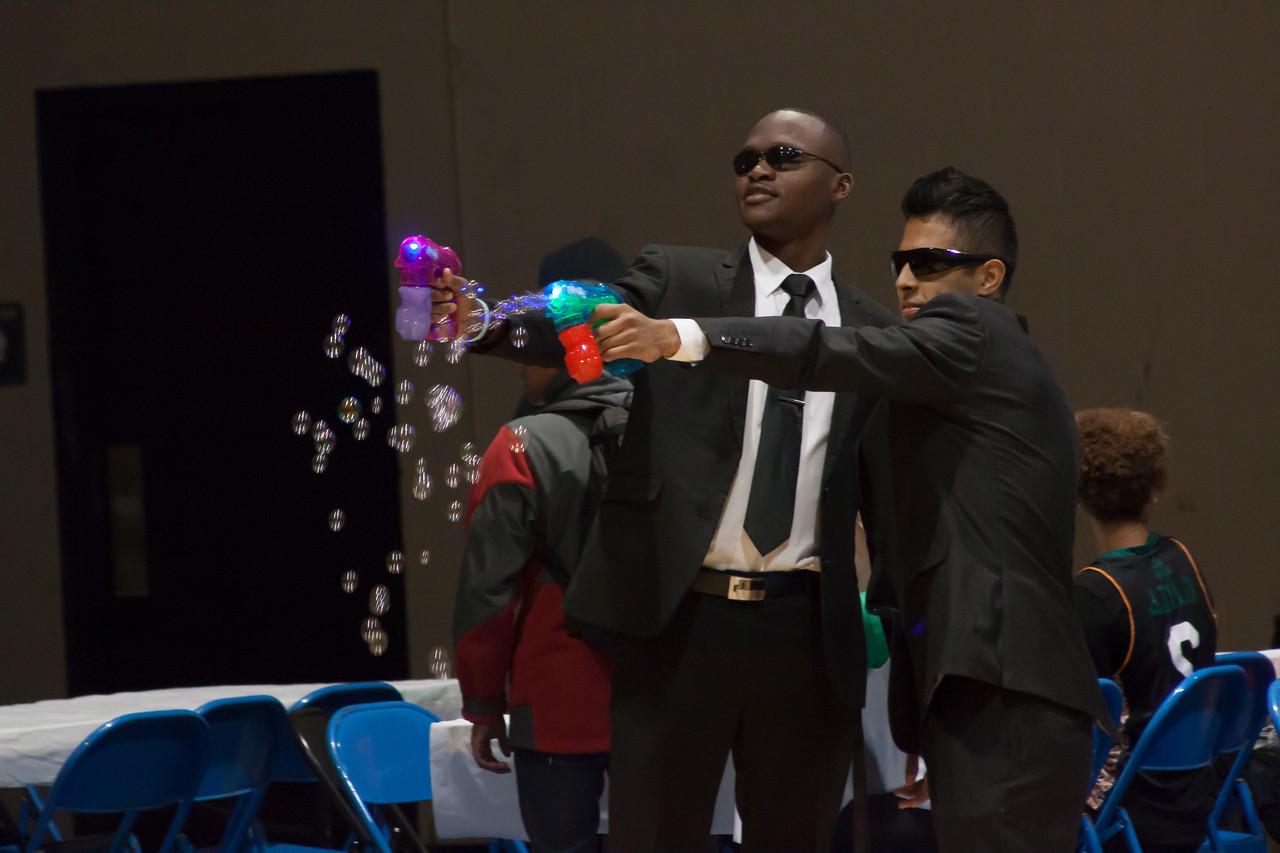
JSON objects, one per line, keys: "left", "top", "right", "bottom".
{"left": 394, "top": 235, "right": 462, "bottom": 342}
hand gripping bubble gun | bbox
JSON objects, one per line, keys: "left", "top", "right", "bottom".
{"left": 394, "top": 235, "right": 463, "bottom": 342}
{"left": 543, "top": 280, "right": 643, "bottom": 383}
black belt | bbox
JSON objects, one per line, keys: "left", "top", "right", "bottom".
{"left": 689, "top": 568, "right": 818, "bottom": 602}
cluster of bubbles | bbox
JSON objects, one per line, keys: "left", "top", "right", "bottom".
{"left": 348, "top": 346, "right": 388, "bottom": 388}
{"left": 412, "top": 458, "right": 433, "bottom": 501}
{"left": 296, "top": 310, "right": 490, "bottom": 658}
{"left": 324, "top": 314, "right": 350, "bottom": 358}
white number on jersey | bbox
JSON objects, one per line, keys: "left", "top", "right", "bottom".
{"left": 1167, "top": 620, "right": 1201, "bottom": 678}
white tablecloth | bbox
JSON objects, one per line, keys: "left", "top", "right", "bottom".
{"left": 428, "top": 665, "right": 914, "bottom": 841}
{"left": 0, "top": 679, "right": 459, "bottom": 788}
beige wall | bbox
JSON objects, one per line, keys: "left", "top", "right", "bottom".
{"left": 2, "top": 1, "right": 1277, "bottom": 702}
{"left": 0, "top": 0, "right": 463, "bottom": 702}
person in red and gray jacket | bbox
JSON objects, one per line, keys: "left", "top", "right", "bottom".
{"left": 452, "top": 364, "right": 630, "bottom": 853}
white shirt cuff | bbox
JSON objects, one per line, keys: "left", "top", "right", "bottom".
{"left": 668, "top": 318, "right": 710, "bottom": 363}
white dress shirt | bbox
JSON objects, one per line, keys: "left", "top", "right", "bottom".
{"left": 669, "top": 238, "right": 838, "bottom": 572}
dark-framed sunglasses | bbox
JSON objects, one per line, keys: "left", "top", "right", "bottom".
{"left": 732, "top": 144, "right": 845, "bottom": 177}
{"left": 890, "top": 247, "right": 1010, "bottom": 279}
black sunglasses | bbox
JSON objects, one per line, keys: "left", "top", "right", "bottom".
{"left": 890, "top": 247, "right": 1010, "bottom": 279}
{"left": 732, "top": 145, "right": 845, "bottom": 177}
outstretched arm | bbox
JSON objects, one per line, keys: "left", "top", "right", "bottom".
{"left": 594, "top": 293, "right": 988, "bottom": 407}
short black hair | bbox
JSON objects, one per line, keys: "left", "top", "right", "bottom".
{"left": 538, "top": 237, "right": 626, "bottom": 288}
{"left": 902, "top": 166, "right": 1018, "bottom": 293}
{"left": 773, "top": 106, "right": 850, "bottom": 171}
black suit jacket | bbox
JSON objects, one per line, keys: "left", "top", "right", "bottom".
{"left": 695, "top": 293, "right": 1111, "bottom": 749}
{"left": 474, "top": 244, "right": 896, "bottom": 707}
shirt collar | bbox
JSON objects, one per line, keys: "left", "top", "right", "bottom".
{"left": 747, "top": 237, "right": 835, "bottom": 308}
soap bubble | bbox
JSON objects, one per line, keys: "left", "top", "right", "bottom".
{"left": 508, "top": 424, "right": 528, "bottom": 454}
{"left": 369, "top": 584, "right": 391, "bottom": 616}
{"left": 447, "top": 500, "right": 463, "bottom": 523}
{"left": 328, "top": 509, "right": 345, "bottom": 532}
{"left": 324, "top": 333, "right": 344, "bottom": 359}
{"left": 460, "top": 441, "right": 480, "bottom": 466}
{"left": 419, "top": 548, "right": 431, "bottom": 567}
{"left": 337, "top": 396, "right": 362, "bottom": 424}
{"left": 361, "top": 616, "right": 382, "bottom": 643}
{"left": 332, "top": 314, "right": 351, "bottom": 336}
{"left": 413, "top": 340, "right": 433, "bottom": 367}
{"left": 386, "top": 550, "right": 404, "bottom": 575}
{"left": 396, "top": 379, "right": 414, "bottom": 405}
{"left": 370, "top": 364, "right": 387, "bottom": 387}
{"left": 341, "top": 569, "right": 358, "bottom": 594}
{"left": 412, "top": 469, "right": 433, "bottom": 501}
{"left": 291, "top": 411, "right": 312, "bottom": 436}
{"left": 353, "top": 418, "right": 370, "bottom": 440}
{"left": 512, "top": 326, "right": 529, "bottom": 349}
{"left": 367, "top": 629, "right": 388, "bottom": 657}
{"left": 387, "top": 424, "right": 417, "bottom": 453}
{"left": 311, "top": 454, "right": 328, "bottom": 474}
{"left": 465, "top": 467, "right": 479, "bottom": 485}
{"left": 429, "top": 646, "right": 452, "bottom": 679}
{"left": 446, "top": 339, "right": 466, "bottom": 365}
{"left": 445, "top": 463, "right": 461, "bottom": 489}
{"left": 371, "top": 396, "right": 384, "bottom": 415}
{"left": 426, "top": 384, "right": 463, "bottom": 432}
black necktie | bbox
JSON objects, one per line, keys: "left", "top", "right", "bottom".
{"left": 743, "top": 273, "right": 814, "bottom": 556}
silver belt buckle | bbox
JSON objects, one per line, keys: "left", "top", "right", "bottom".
{"left": 727, "top": 576, "right": 766, "bottom": 602}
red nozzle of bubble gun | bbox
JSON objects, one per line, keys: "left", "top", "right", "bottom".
{"left": 557, "top": 324, "right": 603, "bottom": 383}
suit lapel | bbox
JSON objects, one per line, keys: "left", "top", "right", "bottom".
{"left": 716, "top": 245, "right": 755, "bottom": 448}
{"left": 823, "top": 277, "right": 862, "bottom": 485}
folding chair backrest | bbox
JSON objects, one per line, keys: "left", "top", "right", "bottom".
{"left": 195, "top": 695, "right": 287, "bottom": 799}
{"left": 1136, "top": 664, "right": 1248, "bottom": 771}
{"left": 1213, "top": 652, "right": 1276, "bottom": 754}
{"left": 290, "top": 682, "right": 402, "bottom": 715}
{"left": 49, "top": 710, "right": 210, "bottom": 812}
{"left": 273, "top": 681, "right": 402, "bottom": 781}
{"left": 26, "top": 710, "right": 210, "bottom": 853}
{"left": 328, "top": 701, "right": 440, "bottom": 806}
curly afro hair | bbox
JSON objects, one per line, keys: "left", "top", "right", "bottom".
{"left": 1075, "top": 408, "right": 1170, "bottom": 522}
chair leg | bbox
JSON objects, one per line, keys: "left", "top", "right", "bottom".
{"left": 108, "top": 811, "right": 139, "bottom": 853}
{"left": 158, "top": 800, "right": 195, "bottom": 853}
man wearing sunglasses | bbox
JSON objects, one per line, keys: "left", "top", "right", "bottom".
{"left": 433, "top": 108, "right": 896, "bottom": 851}
{"left": 592, "top": 167, "right": 1111, "bottom": 852}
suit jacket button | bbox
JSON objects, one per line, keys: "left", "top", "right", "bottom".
{"left": 720, "top": 334, "right": 730, "bottom": 344}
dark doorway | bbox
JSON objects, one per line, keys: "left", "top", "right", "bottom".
{"left": 38, "top": 70, "right": 407, "bottom": 695}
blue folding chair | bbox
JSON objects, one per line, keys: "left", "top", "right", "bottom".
{"left": 190, "top": 695, "right": 290, "bottom": 852}
{"left": 270, "top": 682, "right": 404, "bottom": 797}
{"left": 243, "top": 682, "right": 404, "bottom": 853}
{"left": 1199, "top": 652, "right": 1276, "bottom": 852}
{"left": 1092, "top": 665, "right": 1251, "bottom": 852}
{"left": 326, "top": 701, "right": 528, "bottom": 853}
{"left": 1080, "top": 679, "right": 1125, "bottom": 852}
{"left": 16, "top": 710, "right": 210, "bottom": 853}
{"left": 1270, "top": 679, "right": 1280, "bottom": 733}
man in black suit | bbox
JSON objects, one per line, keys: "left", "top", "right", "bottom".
{"left": 594, "top": 167, "right": 1111, "bottom": 852}
{"left": 434, "top": 108, "right": 896, "bottom": 851}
